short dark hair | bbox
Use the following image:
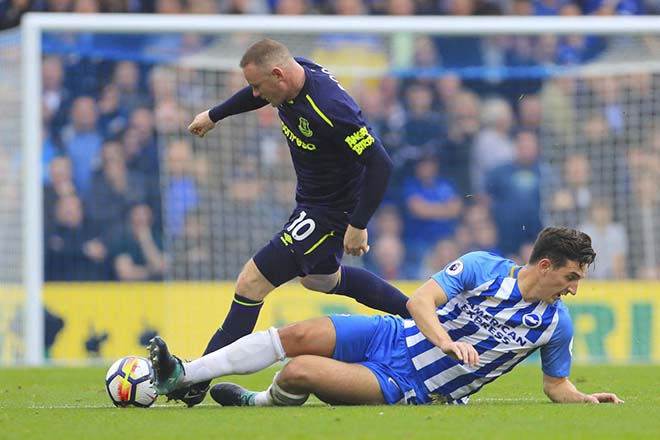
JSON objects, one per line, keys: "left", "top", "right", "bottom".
{"left": 528, "top": 227, "right": 596, "bottom": 268}
{"left": 240, "top": 39, "right": 292, "bottom": 69}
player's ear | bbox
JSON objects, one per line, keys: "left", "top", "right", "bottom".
{"left": 271, "top": 66, "right": 285, "bottom": 81}
{"left": 538, "top": 258, "right": 553, "bottom": 273}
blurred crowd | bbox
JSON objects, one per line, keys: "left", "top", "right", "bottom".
{"left": 3, "top": 0, "right": 660, "bottom": 281}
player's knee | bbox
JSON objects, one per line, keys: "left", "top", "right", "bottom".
{"left": 278, "top": 322, "right": 311, "bottom": 351}
{"left": 278, "top": 357, "right": 315, "bottom": 390}
{"left": 299, "top": 273, "right": 338, "bottom": 293}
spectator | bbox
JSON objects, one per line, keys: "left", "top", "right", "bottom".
{"left": 45, "top": 194, "right": 109, "bottom": 281}
{"left": 369, "top": 234, "right": 409, "bottom": 280}
{"left": 401, "top": 154, "right": 463, "bottom": 265}
{"left": 42, "top": 123, "right": 63, "bottom": 184}
{"left": 97, "top": 83, "right": 128, "bottom": 139}
{"left": 549, "top": 152, "right": 594, "bottom": 227}
{"left": 124, "top": 107, "right": 160, "bottom": 177}
{"left": 170, "top": 209, "right": 216, "bottom": 280}
{"left": 540, "top": 75, "right": 578, "bottom": 147}
{"left": 401, "top": 82, "right": 445, "bottom": 153}
{"left": 579, "top": 198, "right": 628, "bottom": 279}
{"left": 60, "top": 95, "right": 104, "bottom": 197}
{"left": 419, "top": 238, "right": 460, "bottom": 279}
{"left": 273, "top": 0, "right": 313, "bottom": 14}
{"left": 112, "top": 61, "right": 150, "bottom": 115}
{"left": 517, "top": 94, "right": 543, "bottom": 134}
{"left": 42, "top": 55, "right": 71, "bottom": 135}
{"left": 390, "top": 82, "right": 445, "bottom": 181}
{"left": 579, "top": 0, "right": 643, "bottom": 15}
{"left": 578, "top": 112, "right": 629, "bottom": 203}
{"left": 471, "top": 97, "right": 515, "bottom": 194}
{"left": 460, "top": 202, "right": 501, "bottom": 254}
{"left": 442, "top": 89, "right": 480, "bottom": 197}
{"left": 220, "top": 0, "right": 270, "bottom": 14}
{"left": 86, "top": 140, "right": 152, "bottom": 242}
{"left": 484, "top": 130, "right": 546, "bottom": 256}
{"left": 44, "top": 155, "right": 76, "bottom": 236}
{"left": 111, "top": 203, "right": 166, "bottom": 281}
{"left": 164, "top": 139, "right": 199, "bottom": 238}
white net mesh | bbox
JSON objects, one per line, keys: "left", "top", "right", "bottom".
{"left": 541, "top": 35, "right": 660, "bottom": 279}
{"left": 31, "top": 27, "right": 660, "bottom": 281}
{"left": 0, "top": 28, "right": 24, "bottom": 364}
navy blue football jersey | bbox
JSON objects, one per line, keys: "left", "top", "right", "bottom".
{"left": 277, "top": 58, "right": 381, "bottom": 212}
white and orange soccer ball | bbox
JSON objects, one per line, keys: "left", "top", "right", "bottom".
{"left": 105, "top": 356, "right": 158, "bottom": 408}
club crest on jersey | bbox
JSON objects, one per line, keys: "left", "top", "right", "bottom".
{"left": 298, "top": 117, "right": 313, "bottom": 137}
{"left": 445, "top": 260, "right": 464, "bottom": 276}
{"left": 522, "top": 313, "right": 542, "bottom": 328}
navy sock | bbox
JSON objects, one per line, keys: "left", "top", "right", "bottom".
{"left": 195, "top": 294, "right": 264, "bottom": 391}
{"left": 203, "top": 294, "right": 264, "bottom": 355}
{"left": 333, "top": 266, "right": 411, "bottom": 318}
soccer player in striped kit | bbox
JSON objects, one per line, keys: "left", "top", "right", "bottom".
{"left": 167, "top": 39, "right": 411, "bottom": 406}
{"left": 150, "top": 227, "right": 623, "bottom": 406}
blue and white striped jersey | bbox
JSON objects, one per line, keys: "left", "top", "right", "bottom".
{"left": 404, "top": 251, "right": 574, "bottom": 403}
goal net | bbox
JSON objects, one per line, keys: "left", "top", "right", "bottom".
{"left": 11, "top": 14, "right": 660, "bottom": 364}
{"left": 0, "top": 28, "right": 25, "bottom": 365}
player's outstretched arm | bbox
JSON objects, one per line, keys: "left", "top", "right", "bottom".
{"left": 542, "top": 374, "right": 624, "bottom": 404}
{"left": 189, "top": 86, "right": 269, "bottom": 138}
{"left": 407, "top": 279, "right": 480, "bottom": 367}
{"left": 188, "top": 110, "right": 216, "bottom": 138}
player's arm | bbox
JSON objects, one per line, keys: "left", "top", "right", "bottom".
{"left": 542, "top": 374, "right": 624, "bottom": 404}
{"left": 188, "top": 86, "right": 268, "bottom": 137}
{"left": 406, "top": 279, "right": 479, "bottom": 367}
{"left": 344, "top": 142, "right": 392, "bottom": 256}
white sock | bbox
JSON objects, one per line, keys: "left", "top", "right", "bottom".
{"left": 181, "top": 327, "right": 286, "bottom": 386}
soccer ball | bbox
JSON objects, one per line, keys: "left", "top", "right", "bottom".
{"left": 105, "top": 356, "right": 158, "bottom": 408}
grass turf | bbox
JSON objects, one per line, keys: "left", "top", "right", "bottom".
{"left": 1, "top": 364, "right": 658, "bottom": 440}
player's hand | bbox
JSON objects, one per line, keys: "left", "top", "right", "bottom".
{"left": 438, "top": 340, "right": 479, "bottom": 368}
{"left": 344, "top": 225, "right": 370, "bottom": 257}
{"left": 188, "top": 110, "right": 216, "bottom": 138}
{"left": 586, "top": 393, "right": 624, "bottom": 404}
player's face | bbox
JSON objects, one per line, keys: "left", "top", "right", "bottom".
{"left": 539, "top": 259, "right": 585, "bottom": 304}
{"left": 242, "top": 63, "right": 287, "bottom": 107}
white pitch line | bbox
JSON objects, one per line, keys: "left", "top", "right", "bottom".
{"left": 3, "top": 398, "right": 543, "bottom": 409}
{"left": 2, "top": 403, "right": 220, "bottom": 409}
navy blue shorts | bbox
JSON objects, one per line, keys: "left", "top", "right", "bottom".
{"left": 253, "top": 205, "right": 349, "bottom": 287}
{"left": 329, "top": 314, "right": 431, "bottom": 405}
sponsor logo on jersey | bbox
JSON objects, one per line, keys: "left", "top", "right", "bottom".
{"left": 344, "top": 126, "right": 374, "bottom": 155}
{"left": 281, "top": 121, "right": 316, "bottom": 151}
{"left": 298, "top": 117, "right": 313, "bottom": 137}
{"left": 460, "top": 303, "right": 528, "bottom": 346}
{"left": 446, "top": 260, "right": 464, "bottom": 276}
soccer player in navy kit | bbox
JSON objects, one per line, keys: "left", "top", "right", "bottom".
{"left": 164, "top": 39, "right": 411, "bottom": 406}
{"left": 150, "top": 227, "right": 624, "bottom": 407}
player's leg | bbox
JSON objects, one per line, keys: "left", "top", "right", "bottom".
{"left": 300, "top": 266, "right": 411, "bottom": 318}
{"left": 150, "top": 317, "right": 337, "bottom": 396}
{"left": 209, "top": 315, "right": 408, "bottom": 407}
{"left": 279, "top": 355, "right": 386, "bottom": 405}
{"left": 211, "top": 356, "right": 385, "bottom": 406}
{"left": 201, "top": 258, "right": 274, "bottom": 355}
{"left": 172, "top": 237, "right": 302, "bottom": 405}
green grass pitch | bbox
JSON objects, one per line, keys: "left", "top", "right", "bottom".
{"left": 2, "top": 364, "right": 658, "bottom": 439}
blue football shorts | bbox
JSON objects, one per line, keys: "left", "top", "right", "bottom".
{"left": 329, "top": 314, "right": 431, "bottom": 405}
{"left": 254, "top": 205, "right": 349, "bottom": 287}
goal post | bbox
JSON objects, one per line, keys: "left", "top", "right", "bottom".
{"left": 13, "top": 13, "right": 660, "bottom": 365}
